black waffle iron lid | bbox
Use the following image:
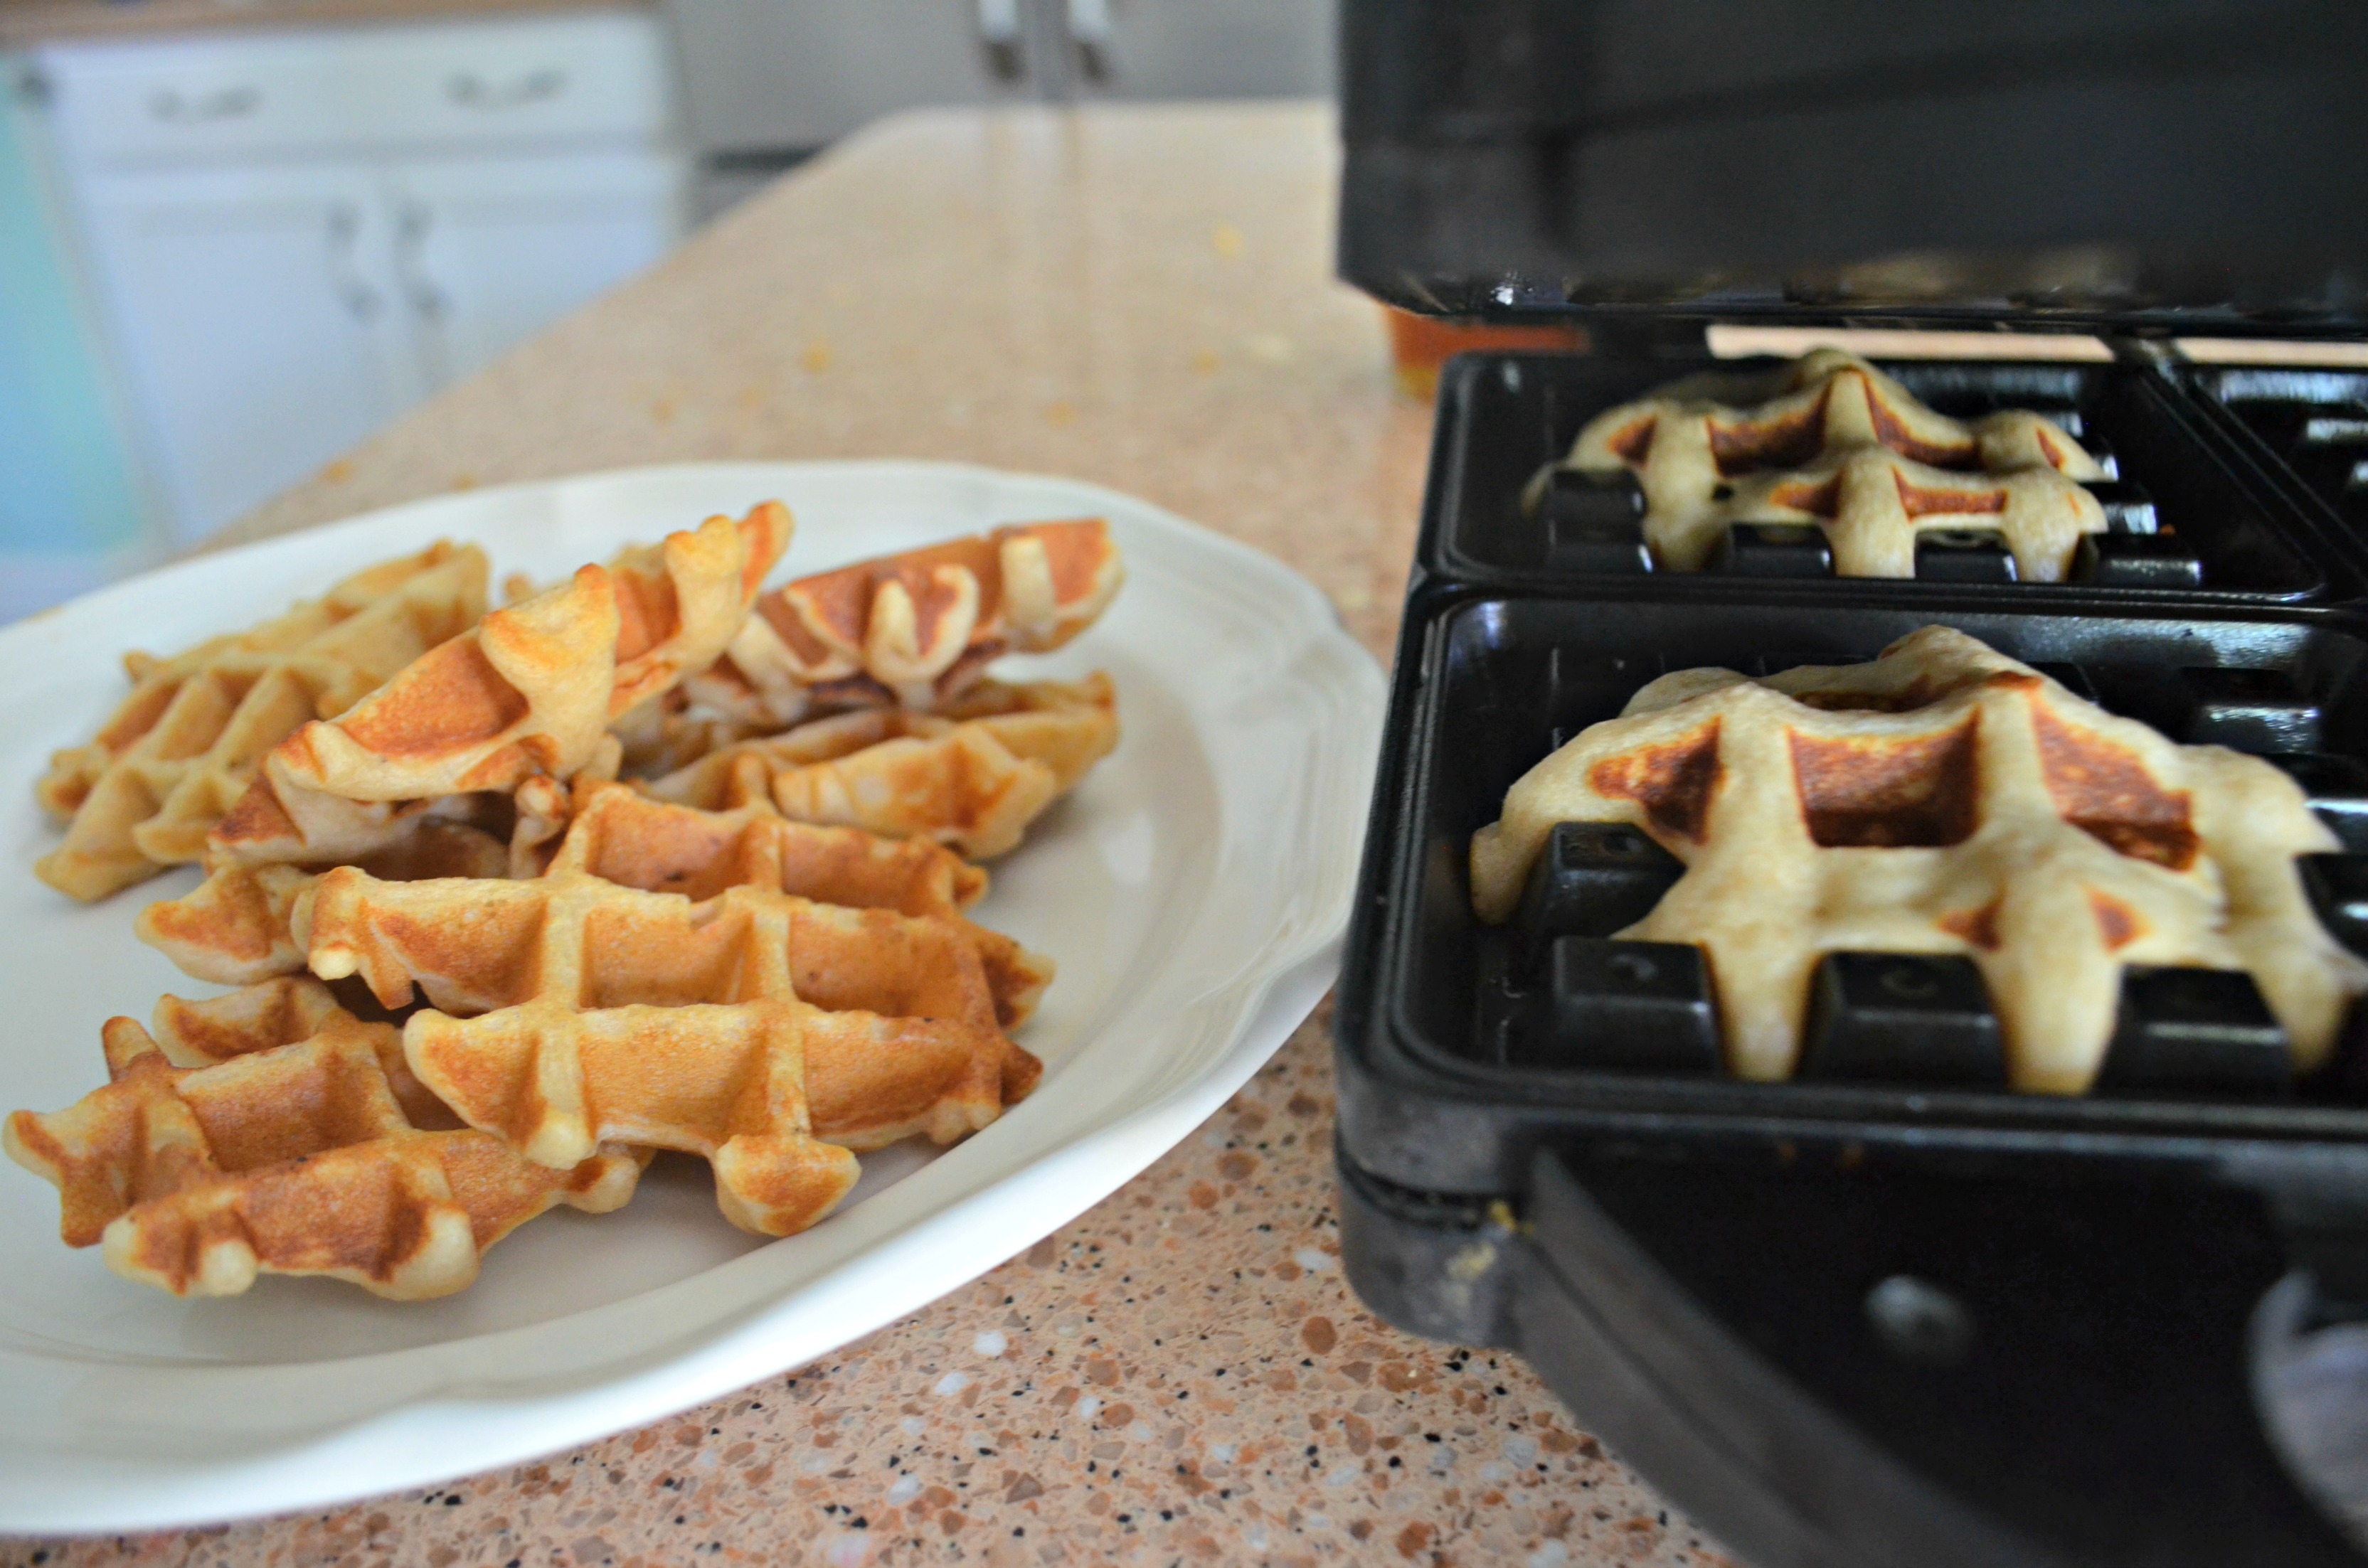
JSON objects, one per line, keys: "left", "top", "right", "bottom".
{"left": 1338, "top": 0, "right": 2368, "bottom": 336}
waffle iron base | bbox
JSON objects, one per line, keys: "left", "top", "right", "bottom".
{"left": 1342, "top": 1137, "right": 2368, "bottom": 1567}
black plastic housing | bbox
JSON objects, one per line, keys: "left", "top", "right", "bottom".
{"left": 1337, "top": 0, "right": 2368, "bottom": 330}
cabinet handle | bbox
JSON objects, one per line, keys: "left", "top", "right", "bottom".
{"left": 1065, "top": 0, "right": 1113, "bottom": 84}
{"left": 149, "top": 84, "right": 260, "bottom": 123}
{"left": 324, "top": 204, "right": 381, "bottom": 323}
{"left": 976, "top": 0, "right": 1025, "bottom": 82}
{"left": 392, "top": 201, "right": 448, "bottom": 324}
{"left": 445, "top": 68, "right": 566, "bottom": 110}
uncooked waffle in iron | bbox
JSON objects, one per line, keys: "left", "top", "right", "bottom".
{"left": 34, "top": 543, "right": 488, "bottom": 902}
{"left": 684, "top": 519, "right": 1123, "bottom": 726}
{"left": 1470, "top": 626, "right": 2368, "bottom": 1092}
{"left": 3, "top": 984, "right": 642, "bottom": 1298}
{"left": 206, "top": 505, "right": 789, "bottom": 873}
{"left": 1550, "top": 350, "right": 2113, "bottom": 577}
{"left": 646, "top": 674, "right": 1118, "bottom": 860}
{"left": 303, "top": 782, "right": 1049, "bottom": 1234}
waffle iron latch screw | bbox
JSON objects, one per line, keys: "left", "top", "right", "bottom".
{"left": 1864, "top": 1274, "right": 1977, "bottom": 1367}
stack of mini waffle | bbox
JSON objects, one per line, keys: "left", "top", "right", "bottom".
{"left": 8, "top": 508, "right": 1125, "bottom": 1298}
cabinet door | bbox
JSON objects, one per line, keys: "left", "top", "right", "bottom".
{"left": 385, "top": 151, "right": 685, "bottom": 388}
{"left": 38, "top": 12, "right": 678, "bottom": 171}
{"left": 77, "top": 164, "right": 420, "bottom": 543}
{"left": 663, "top": 0, "right": 1021, "bottom": 152}
{"left": 1068, "top": 0, "right": 1336, "bottom": 100}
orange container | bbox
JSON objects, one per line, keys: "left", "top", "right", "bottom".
{"left": 1382, "top": 306, "right": 1589, "bottom": 400}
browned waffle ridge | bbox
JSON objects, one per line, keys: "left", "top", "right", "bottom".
{"left": 206, "top": 504, "right": 790, "bottom": 875}
{"left": 646, "top": 674, "right": 1118, "bottom": 860}
{"left": 35, "top": 543, "right": 489, "bottom": 901}
{"left": 137, "top": 780, "right": 1048, "bottom": 1020}
{"left": 3, "top": 983, "right": 643, "bottom": 1298}
{"left": 685, "top": 519, "right": 1123, "bottom": 726}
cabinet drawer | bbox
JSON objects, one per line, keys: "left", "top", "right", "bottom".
{"left": 38, "top": 11, "right": 677, "bottom": 168}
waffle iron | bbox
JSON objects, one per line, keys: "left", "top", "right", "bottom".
{"left": 1328, "top": 4, "right": 2368, "bottom": 1564}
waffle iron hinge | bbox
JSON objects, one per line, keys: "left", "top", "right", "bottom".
{"left": 1334, "top": 1144, "right": 1524, "bottom": 1351}
{"left": 2104, "top": 334, "right": 2192, "bottom": 373}
{"left": 2238, "top": 1162, "right": 2368, "bottom": 1312}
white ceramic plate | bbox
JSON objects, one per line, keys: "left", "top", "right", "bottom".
{"left": 0, "top": 462, "right": 1384, "bottom": 1533}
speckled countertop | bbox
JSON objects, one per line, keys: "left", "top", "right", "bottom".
{"left": 0, "top": 104, "right": 1738, "bottom": 1568}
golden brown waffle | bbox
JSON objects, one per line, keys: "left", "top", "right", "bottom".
{"left": 3, "top": 985, "right": 642, "bottom": 1298}
{"left": 207, "top": 505, "right": 788, "bottom": 873}
{"left": 145, "top": 976, "right": 457, "bottom": 1129}
{"left": 310, "top": 777, "right": 1046, "bottom": 1033}
{"left": 1550, "top": 350, "right": 2112, "bottom": 577}
{"left": 685, "top": 520, "right": 1123, "bottom": 727}
{"left": 303, "top": 782, "right": 1049, "bottom": 1234}
{"left": 34, "top": 543, "right": 489, "bottom": 902}
{"left": 1469, "top": 626, "right": 2368, "bottom": 1093}
{"left": 609, "top": 688, "right": 748, "bottom": 777}
{"left": 136, "top": 810, "right": 528, "bottom": 986}
{"left": 139, "top": 778, "right": 1047, "bottom": 1018}
{"left": 646, "top": 674, "right": 1118, "bottom": 860}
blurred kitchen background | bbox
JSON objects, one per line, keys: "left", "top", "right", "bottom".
{"left": 0, "top": 0, "right": 1334, "bottom": 620}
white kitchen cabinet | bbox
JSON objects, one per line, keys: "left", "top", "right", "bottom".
{"left": 387, "top": 152, "right": 683, "bottom": 388}
{"left": 33, "top": 11, "right": 689, "bottom": 544}
{"left": 1067, "top": 0, "right": 1335, "bottom": 101}
{"left": 76, "top": 162, "right": 423, "bottom": 540}
{"left": 666, "top": 0, "right": 1334, "bottom": 154}
{"left": 39, "top": 12, "right": 678, "bottom": 166}
{"left": 667, "top": 0, "right": 1025, "bottom": 155}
